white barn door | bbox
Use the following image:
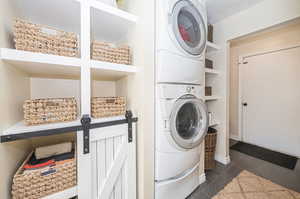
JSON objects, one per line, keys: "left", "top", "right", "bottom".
{"left": 77, "top": 123, "right": 136, "bottom": 199}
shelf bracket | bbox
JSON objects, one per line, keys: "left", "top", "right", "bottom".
{"left": 81, "top": 114, "right": 91, "bottom": 154}
{"left": 126, "top": 111, "right": 133, "bottom": 143}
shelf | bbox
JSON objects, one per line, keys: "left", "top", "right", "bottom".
{"left": 90, "top": 0, "right": 138, "bottom": 42}
{"left": 209, "top": 121, "right": 220, "bottom": 127}
{"left": 1, "top": 119, "right": 82, "bottom": 143}
{"left": 205, "top": 68, "right": 220, "bottom": 75}
{"left": 91, "top": 60, "right": 138, "bottom": 80}
{"left": 205, "top": 96, "right": 221, "bottom": 101}
{"left": 42, "top": 186, "right": 77, "bottom": 199}
{"left": 0, "top": 48, "right": 81, "bottom": 78}
{"left": 207, "top": 41, "right": 220, "bottom": 52}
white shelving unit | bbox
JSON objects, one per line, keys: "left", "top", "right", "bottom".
{"left": 205, "top": 96, "right": 221, "bottom": 101}
{"left": 205, "top": 41, "right": 221, "bottom": 128}
{"left": 91, "top": 60, "right": 138, "bottom": 80}
{"left": 41, "top": 186, "right": 77, "bottom": 199}
{"left": 0, "top": 48, "right": 81, "bottom": 78}
{"left": 207, "top": 41, "right": 221, "bottom": 52}
{"left": 0, "top": 1, "right": 139, "bottom": 199}
{"left": 205, "top": 68, "right": 220, "bottom": 75}
{"left": 209, "top": 120, "right": 221, "bottom": 127}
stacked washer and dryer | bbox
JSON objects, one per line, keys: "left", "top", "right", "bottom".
{"left": 155, "top": 0, "right": 209, "bottom": 198}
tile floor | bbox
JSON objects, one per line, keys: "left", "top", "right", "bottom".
{"left": 188, "top": 140, "right": 300, "bottom": 199}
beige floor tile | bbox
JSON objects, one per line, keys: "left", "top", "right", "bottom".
{"left": 288, "top": 190, "right": 300, "bottom": 198}
{"left": 244, "top": 192, "right": 270, "bottom": 199}
{"left": 267, "top": 190, "right": 294, "bottom": 199}
{"left": 238, "top": 177, "right": 264, "bottom": 192}
{"left": 221, "top": 179, "right": 242, "bottom": 194}
{"left": 259, "top": 178, "right": 287, "bottom": 191}
{"left": 217, "top": 193, "right": 245, "bottom": 199}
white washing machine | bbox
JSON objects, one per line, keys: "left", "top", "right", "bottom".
{"left": 156, "top": 0, "right": 207, "bottom": 84}
{"left": 155, "top": 84, "right": 209, "bottom": 199}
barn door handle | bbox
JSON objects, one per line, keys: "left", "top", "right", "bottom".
{"left": 81, "top": 114, "right": 91, "bottom": 154}
{"left": 126, "top": 111, "right": 133, "bottom": 143}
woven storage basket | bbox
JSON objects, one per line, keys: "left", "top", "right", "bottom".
{"left": 23, "top": 98, "right": 77, "bottom": 126}
{"left": 12, "top": 151, "right": 77, "bottom": 199}
{"left": 205, "top": 128, "right": 218, "bottom": 170}
{"left": 14, "top": 19, "right": 79, "bottom": 57}
{"left": 91, "top": 41, "right": 131, "bottom": 65}
{"left": 91, "top": 97, "right": 126, "bottom": 118}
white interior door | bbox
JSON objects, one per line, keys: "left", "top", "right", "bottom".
{"left": 77, "top": 123, "right": 136, "bottom": 199}
{"left": 240, "top": 46, "right": 300, "bottom": 157}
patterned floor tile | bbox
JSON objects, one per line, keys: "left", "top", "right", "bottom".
{"left": 217, "top": 193, "right": 245, "bottom": 199}
{"left": 220, "top": 179, "right": 242, "bottom": 194}
{"left": 211, "top": 171, "right": 300, "bottom": 199}
{"left": 267, "top": 190, "right": 294, "bottom": 199}
{"left": 238, "top": 176, "right": 264, "bottom": 192}
{"left": 289, "top": 190, "right": 300, "bottom": 198}
{"left": 244, "top": 192, "right": 269, "bottom": 199}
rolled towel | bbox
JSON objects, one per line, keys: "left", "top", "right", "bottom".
{"left": 35, "top": 142, "right": 72, "bottom": 160}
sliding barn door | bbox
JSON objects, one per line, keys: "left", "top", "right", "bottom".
{"left": 77, "top": 123, "right": 136, "bottom": 199}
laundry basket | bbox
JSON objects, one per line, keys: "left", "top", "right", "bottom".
{"left": 11, "top": 150, "right": 77, "bottom": 199}
{"left": 205, "top": 127, "right": 218, "bottom": 170}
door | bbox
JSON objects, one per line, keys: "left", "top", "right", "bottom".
{"left": 240, "top": 46, "right": 300, "bottom": 157}
{"left": 77, "top": 123, "right": 136, "bottom": 199}
{"left": 170, "top": 95, "right": 208, "bottom": 149}
{"left": 170, "top": 0, "right": 206, "bottom": 55}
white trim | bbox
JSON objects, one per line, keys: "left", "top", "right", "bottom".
{"left": 230, "top": 134, "right": 241, "bottom": 141}
{"left": 238, "top": 56, "right": 245, "bottom": 142}
{"left": 241, "top": 44, "right": 300, "bottom": 60}
{"left": 215, "top": 154, "right": 231, "bottom": 165}
{"left": 199, "top": 173, "right": 206, "bottom": 184}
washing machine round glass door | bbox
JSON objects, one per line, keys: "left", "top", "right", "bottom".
{"left": 171, "top": 0, "right": 206, "bottom": 55}
{"left": 170, "top": 95, "right": 208, "bottom": 149}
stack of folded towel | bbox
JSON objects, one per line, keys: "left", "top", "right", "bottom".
{"left": 22, "top": 142, "right": 74, "bottom": 174}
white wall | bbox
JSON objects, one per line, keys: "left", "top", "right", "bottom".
{"left": 212, "top": 0, "right": 300, "bottom": 161}
{"left": 122, "top": 0, "right": 156, "bottom": 198}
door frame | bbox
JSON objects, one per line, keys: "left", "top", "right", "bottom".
{"left": 238, "top": 44, "right": 300, "bottom": 142}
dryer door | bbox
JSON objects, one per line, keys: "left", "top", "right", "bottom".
{"left": 170, "top": 96, "right": 208, "bottom": 149}
{"left": 170, "top": 0, "right": 206, "bottom": 55}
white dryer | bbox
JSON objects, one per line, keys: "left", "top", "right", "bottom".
{"left": 155, "top": 84, "right": 208, "bottom": 199}
{"left": 156, "top": 0, "right": 207, "bottom": 84}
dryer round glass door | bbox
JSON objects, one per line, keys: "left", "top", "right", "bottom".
{"left": 171, "top": 0, "right": 206, "bottom": 55}
{"left": 170, "top": 97, "right": 208, "bottom": 149}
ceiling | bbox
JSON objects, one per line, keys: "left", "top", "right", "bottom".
{"left": 205, "top": 0, "right": 265, "bottom": 24}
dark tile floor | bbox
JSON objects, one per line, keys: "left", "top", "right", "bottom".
{"left": 188, "top": 140, "right": 300, "bottom": 199}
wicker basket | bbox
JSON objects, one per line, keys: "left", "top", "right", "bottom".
{"left": 12, "top": 151, "right": 77, "bottom": 199}
{"left": 91, "top": 97, "right": 126, "bottom": 118}
{"left": 205, "top": 128, "right": 218, "bottom": 170}
{"left": 23, "top": 98, "right": 77, "bottom": 126}
{"left": 91, "top": 41, "right": 131, "bottom": 65}
{"left": 14, "top": 19, "right": 79, "bottom": 57}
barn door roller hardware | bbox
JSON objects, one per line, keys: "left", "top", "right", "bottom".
{"left": 1, "top": 111, "right": 138, "bottom": 155}
{"left": 81, "top": 110, "right": 138, "bottom": 154}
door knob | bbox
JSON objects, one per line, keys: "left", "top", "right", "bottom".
{"left": 243, "top": 103, "right": 248, "bottom": 106}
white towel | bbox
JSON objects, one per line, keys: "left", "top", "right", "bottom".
{"left": 35, "top": 142, "right": 72, "bottom": 159}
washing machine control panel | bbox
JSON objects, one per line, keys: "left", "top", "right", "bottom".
{"left": 186, "top": 86, "right": 195, "bottom": 93}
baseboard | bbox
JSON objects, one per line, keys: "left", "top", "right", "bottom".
{"left": 199, "top": 173, "right": 206, "bottom": 184}
{"left": 215, "top": 154, "right": 231, "bottom": 165}
{"left": 230, "top": 134, "right": 241, "bottom": 141}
